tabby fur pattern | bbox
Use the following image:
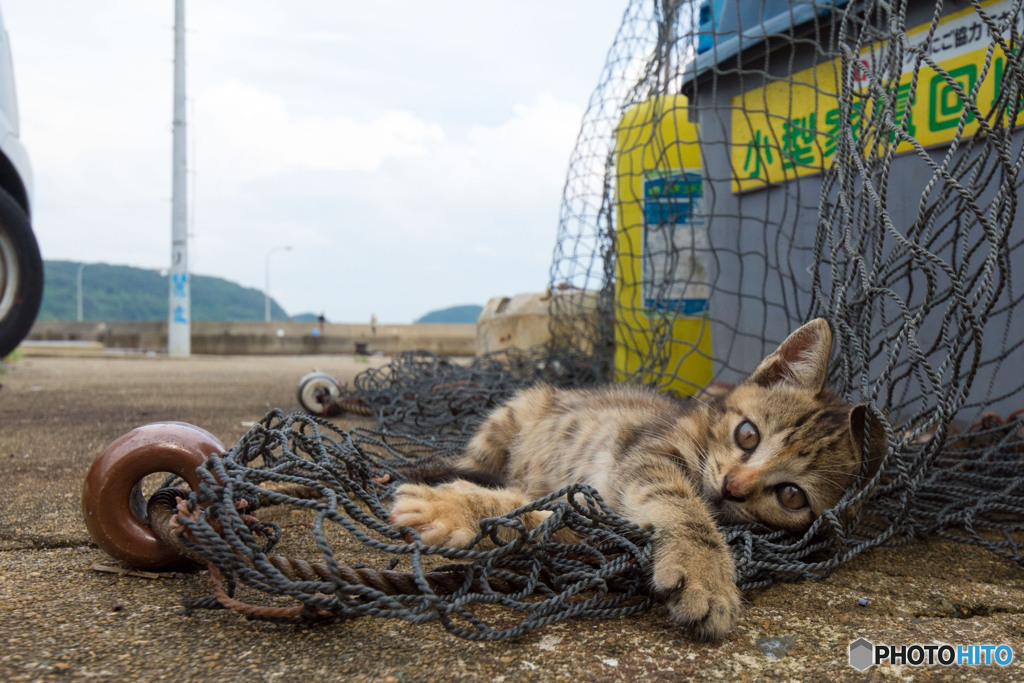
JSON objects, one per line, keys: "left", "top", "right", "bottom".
{"left": 388, "top": 319, "right": 887, "bottom": 639}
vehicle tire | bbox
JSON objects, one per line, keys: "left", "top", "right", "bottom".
{"left": 0, "top": 186, "right": 41, "bottom": 358}
{"left": 297, "top": 371, "right": 342, "bottom": 414}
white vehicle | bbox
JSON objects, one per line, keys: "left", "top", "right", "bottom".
{"left": 0, "top": 4, "right": 39, "bottom": 358}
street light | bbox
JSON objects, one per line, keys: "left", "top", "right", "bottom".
{"left": 264, "top": 246, "right": 292, "bottom": 322}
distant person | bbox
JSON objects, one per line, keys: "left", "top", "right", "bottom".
{"left": 318, "top": 313, "right": 326, "bottom": 334}
{"left": 370, "top": 313, "right": 377, "bottom": 336}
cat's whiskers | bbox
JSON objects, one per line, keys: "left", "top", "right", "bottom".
{"left": 683, "top": 391, "right": 724, "bottom": 416}
{"left": 797, "top": 461, "right": 862, "bottom": 478}
{"left": 803, "top": 468, "right": 858, "bottom": 480}
{"left": 804, "top": 470, "right": 859, "bottom": 490}
{"left": 636, "top": 412, "right": 710, "bottom": 449}
{"left": 628, "top": 424, "right": 709, "bottom": 466}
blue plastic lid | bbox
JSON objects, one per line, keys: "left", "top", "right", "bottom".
{"left": 689, "top": 0, "right": 848, "bottom": 82}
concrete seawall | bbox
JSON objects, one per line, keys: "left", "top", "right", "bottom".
{"left": 26, "top": 320, "right": 477, "bottom": 356}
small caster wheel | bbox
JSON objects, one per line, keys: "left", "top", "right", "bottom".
{"left": 297, "top": 371, "right": 342, "bottom": 415}
{"left": 81, "top": 422, "right": 224, "bottom": 570}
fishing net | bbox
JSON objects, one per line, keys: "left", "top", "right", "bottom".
{"left": 173, "top": 0, "right": 1024, "bottom": 637}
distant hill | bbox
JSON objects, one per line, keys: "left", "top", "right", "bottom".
{"left": 39, "top": 260, "right": 290, "bottom": 321}
{"left": 415, "top": 304, "right": 482, "bottom": 324}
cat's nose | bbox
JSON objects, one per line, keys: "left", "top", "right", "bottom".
{"left": 721, "top": 474, "right": 747, "bottom": 502}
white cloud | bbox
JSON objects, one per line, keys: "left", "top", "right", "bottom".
{"left": 3, "top": 0, "right": 626, "bottom": 322}
{"left": 440, "top": 92, "right": 583, "bottom": 199}
{"left": 190, "top": 89, "right": 584, "bottom": 318}
{"left": 359, "top": 93, "right": 582, "bottom": 243}
{"left": 197, "top": 80, "right": 445, "bottom": 179}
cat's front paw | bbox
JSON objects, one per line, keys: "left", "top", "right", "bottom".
{"left": 388, "top": 483, "right": 479, "bottom": 548}
{"left": 652, "top": 540, "right": 742, "bottom": 640}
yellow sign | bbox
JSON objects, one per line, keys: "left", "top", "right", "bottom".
{"left": 614, "top": 95, "right": 713, "bottom": 395}
{"left": 731, "top": 0, "right": 1024, "bottom": 193}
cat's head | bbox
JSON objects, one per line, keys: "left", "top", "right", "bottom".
{"left": 699, "top": 318, "right": 888, "bottom": 532}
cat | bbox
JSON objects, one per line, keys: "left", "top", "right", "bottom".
{"left": 388, "top": 318, "right": 887, "bottom": 639}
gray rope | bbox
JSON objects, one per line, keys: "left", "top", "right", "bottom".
{"left": 175, "top": 0, "right": 1024, "bottom": 638}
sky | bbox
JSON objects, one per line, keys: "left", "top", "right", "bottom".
{"left": 3, "top": 1, "right": 627, "bottom": 323}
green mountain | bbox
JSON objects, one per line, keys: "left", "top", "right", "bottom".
{"left": 38, "top": 260, "right": 289, "bottom": 321}
{"left": 415, "top": 304, "right": 482, "bottom": 324}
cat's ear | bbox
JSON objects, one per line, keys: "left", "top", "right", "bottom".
{"left": 833, "top": 404, "right": 889, "bottom": 533}
{"left": 849, "top": 403, "right": 888, "bottom": 480}
{"left": 746, "top": 318, "right": 832, "bottom": 391}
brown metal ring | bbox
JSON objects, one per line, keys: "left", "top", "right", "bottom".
{"left": 81, "top": 422, "right": 224, "bottom": 570}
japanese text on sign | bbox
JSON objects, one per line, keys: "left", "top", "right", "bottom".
{"left": 730, "top": 0, "right": 1024, "bottom": 193}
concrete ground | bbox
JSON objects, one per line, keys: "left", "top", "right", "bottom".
{"left": 1, "top": 353, "right": 1022, "bottom": 682}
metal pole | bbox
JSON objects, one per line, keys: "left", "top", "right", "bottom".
{"left": 264, "top": 246, "right": 291, "bottom": 322}
{"left": 168, "top": 0, "right": 190, "bottom": 356}
{"left": 76, "top": 263, "right": 84, "bottom": 321}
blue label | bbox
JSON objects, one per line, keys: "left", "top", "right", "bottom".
{"left": 641, "top": 171, "right": 710, "bottom": 317}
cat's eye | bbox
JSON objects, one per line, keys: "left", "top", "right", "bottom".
{"left": 733, "top": 420, "right": 760, "bottom": 451}
{"left": 776, "top": 484, "right": 808, "bottom": 510}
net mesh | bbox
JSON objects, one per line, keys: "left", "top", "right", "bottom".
{"left": 176, "top": 0, "right": 1024, "bottom": 637}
